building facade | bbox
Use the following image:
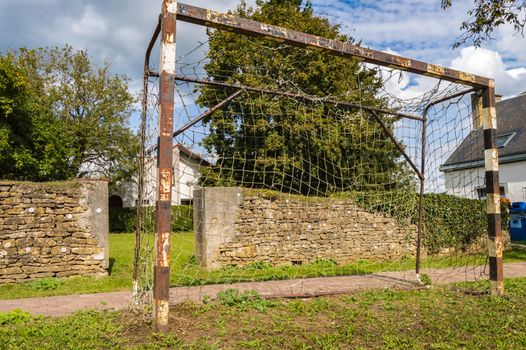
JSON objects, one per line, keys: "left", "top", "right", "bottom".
{"left": 109, "top": 144, "right": 210, "bottom": 208}
{"left": 441, "top": 93, "right": 526, "bottom": 202}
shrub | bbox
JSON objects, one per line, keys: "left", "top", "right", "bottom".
{"left": 109, "top": 205, "right": 193, "bottom": 233}
{"left": 353, "top": 190, "right": 507, "bottom": 254}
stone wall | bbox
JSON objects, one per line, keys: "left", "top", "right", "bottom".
{"left": 194, "top": 188, "right": 416, "bottom": 270}
{"left": 0, "top": 180, "right": 109, "bottom": 284}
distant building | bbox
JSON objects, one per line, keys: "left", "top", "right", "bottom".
{"left": 109, "top": 144, "right": 211, "bottom": 208}
{"left": 441, "top": 93, "right": 526, "bottom": 202}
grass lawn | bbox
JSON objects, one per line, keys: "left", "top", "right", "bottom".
{"left": 2, "top": 277, "right": 526, "bottom": 349}
{"left": 0, "top": 232, "right": 525, "bottom": 300}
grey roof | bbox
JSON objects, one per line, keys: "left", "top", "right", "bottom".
{"left": 441, "top": 93, "right": 526, "bottom": 171}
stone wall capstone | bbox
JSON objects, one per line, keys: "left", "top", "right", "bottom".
{"left": 0, "top": 180, "right": 109, "bottom": 284}
{"left": 194, "top": 188, "right": 416, "bottom": 270}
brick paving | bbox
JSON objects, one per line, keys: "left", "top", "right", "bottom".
{"left": 1, "top": 262, "right": 525, "bottom": 317}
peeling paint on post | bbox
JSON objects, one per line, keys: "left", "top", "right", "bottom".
{"left": 481, "top": 84, "right": 504, "bottom": 296}
{"left": 154, "top": 0, "right": 177, "bottom": 330}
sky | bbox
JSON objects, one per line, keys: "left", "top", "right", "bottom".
{"left": 1, "top": 0, "right": 522, "bottom": 191}
{"left": 1, "top": 0, "right": 525, "bottom": 100}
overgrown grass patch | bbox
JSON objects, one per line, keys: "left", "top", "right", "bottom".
{"left": 2, "top": 277, "right": 526, "bottom": 349}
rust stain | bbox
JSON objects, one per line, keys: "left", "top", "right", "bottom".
{"left": 495, "top": 235, "right": 503, "bottom": 257}
{"left": 426, "top": 64, "right": 445, "bottom": 76}
{"left": 159, "top": 168, "right": 172, "bottom": 201}
{"left": 393, "top": 56, "right": 411, "bottom": 68}
{"left": 459, "top": 72, "right": 476, "bottom": 83}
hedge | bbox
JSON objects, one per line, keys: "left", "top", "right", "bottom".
{"left": 352, "top": 191, "right": 509, "bottom": 254}
{"left": 109, "top": 205, "right": 193, "bottom": 233}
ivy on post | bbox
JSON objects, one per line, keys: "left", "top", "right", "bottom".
{"left": 481, "top": 82, "right": 504, "bottom": 296}
{"left": 154, "top": 0, "right": 177, "bottom": 329}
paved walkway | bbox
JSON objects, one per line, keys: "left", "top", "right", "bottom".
{"left": 1, "top": 262, "right": 525, "bottom": 317}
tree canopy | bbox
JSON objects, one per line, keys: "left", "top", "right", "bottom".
{"left": 198, "top": 0, "right": 410, "bottom": 196}
{"left": 0, "top": 46, "right": 138, "bottom": 184}
{"left": 442, "top": 0, "right": 526, "bottom": 47}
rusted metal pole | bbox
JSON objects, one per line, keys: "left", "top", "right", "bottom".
{"left": 154, "top": 0, "right": 177, "bottom": 329}
{"left": 481, "top": 83, "right": 504, "bottom": 296}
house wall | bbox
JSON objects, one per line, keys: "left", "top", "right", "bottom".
{"left": 444, "top": 161, "right": 526, "bottom": 202}
{"left": 175, "top": 153, "right": 200, "bottom": 204}
{"left": 111, "top": 151, "right": 202, "bottom": 207}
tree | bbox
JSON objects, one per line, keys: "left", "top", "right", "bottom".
{"left": 442, "top": 0, "right": 526, "bottom": 47}
{"left": 198, "top": 0, "right": 409, "bottom": 196}
{"left": 0, "top": 54, "right": 39, "bottom": 178}
{"left": 0, "top": 46, "right": 138, "bottom": 184}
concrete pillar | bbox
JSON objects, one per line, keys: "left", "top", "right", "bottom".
{"left": 194, "top": 187, "right": 242, "bottom": 269}
{"left": 79, "top": 180, "right": 109, "bottom": 269}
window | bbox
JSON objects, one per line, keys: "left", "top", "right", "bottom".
{"left": 496, "top": 133, "right": 515, "bottom": 148}
{"left": 477, "top": 186, "right": 506, "bottom": 200}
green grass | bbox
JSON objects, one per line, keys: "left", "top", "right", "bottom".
{"left": 2, "top": 278, "right": 526, "bottom": 349}
{"left": 1, "top": 232, "right": 525, "bottom": 300}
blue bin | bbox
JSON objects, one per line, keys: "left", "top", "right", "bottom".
{"left": 510, "top": 202, "right": 526, "bottom": 241}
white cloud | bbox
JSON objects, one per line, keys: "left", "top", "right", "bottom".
{"left": 451, "top": 46, "right": 526, "bottom": 97}
{"left": 70, "top": 6, "right": 107, "bottom": 34}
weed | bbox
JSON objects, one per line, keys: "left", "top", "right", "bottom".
{"left": 184, "top": 255, "right": 197, "bottom": 267}
{"left": 246, "top": 261, "right": 272, "bottom": 270}
{"left": 0, "top": 309, "right": 31, "bottom": 325}
{"left": 313, "top": 258, "right": 339, "bottom": 267}
{"left": 310, "top": 333, "right": 341, "bottom": 350}
{"left": 419, "top": 273, "right": 432, "bottom": 286}
{"left": 28, "top": 277, "right": 60, "bottom": 291}
{"left": 216, "top": 289, "right": 274, "bottom": 311}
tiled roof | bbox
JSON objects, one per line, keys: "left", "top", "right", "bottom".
{"left": 441, "top": 93, "right": 526, "bottom": 171}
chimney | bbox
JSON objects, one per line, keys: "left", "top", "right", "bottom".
{"left": 471, "top": 93, "right": 483, "bottom": 129}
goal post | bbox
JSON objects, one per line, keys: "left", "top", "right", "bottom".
{"left": 138, "top": 0, "right": 504, "bottom": 329}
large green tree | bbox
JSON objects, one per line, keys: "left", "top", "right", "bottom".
{"left": 442, "top": 0, "right": 526, "bottom": 47}
{"left": 0, "top": 46, "right": 138, "bottom": 184}
{"left": 198, "top": 0, "right": 408, "bottom": 196}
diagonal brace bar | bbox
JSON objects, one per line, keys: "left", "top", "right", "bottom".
{"left": 370, "top": 110, "right": 424, "bottom": 181}
{"left": 173, "top": 89, "right": 244, "bottom": 138}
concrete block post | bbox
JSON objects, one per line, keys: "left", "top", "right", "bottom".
{"left": 79, "top": 180, "right": 109, "bottom": 270}
{"left": 194, "top": 187, "right": 242, "bottom": 270}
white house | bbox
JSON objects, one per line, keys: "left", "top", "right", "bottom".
{"left": 109, "top": 144, "right": 211, "bottom": 208}
{"left": 441, "top": 93, "right": 526, "bottom": 203}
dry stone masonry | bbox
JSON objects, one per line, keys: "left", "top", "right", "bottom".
{"left": 194, "top": 187, "right": 416, "bottom": 269}
{"left": 0, "top": 180, "right": 109, "bottom": 284}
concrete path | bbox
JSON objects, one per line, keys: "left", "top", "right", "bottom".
{"left": 1, "top": 262, "right": 525, "bottom": 317}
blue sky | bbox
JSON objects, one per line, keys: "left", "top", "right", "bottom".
{"left": 1, "top": 0, "right": 525, "bottom": 108}
{"left": 2, "top": 0, "right": 520, "bottom": 191}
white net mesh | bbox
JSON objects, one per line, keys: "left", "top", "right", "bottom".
{"left": 133, "top": 22, "right": 499, "bottom": 308}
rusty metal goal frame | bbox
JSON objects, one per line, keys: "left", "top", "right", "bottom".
{"left": 140, "top": 0, "right": 504, "bottom": 329}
